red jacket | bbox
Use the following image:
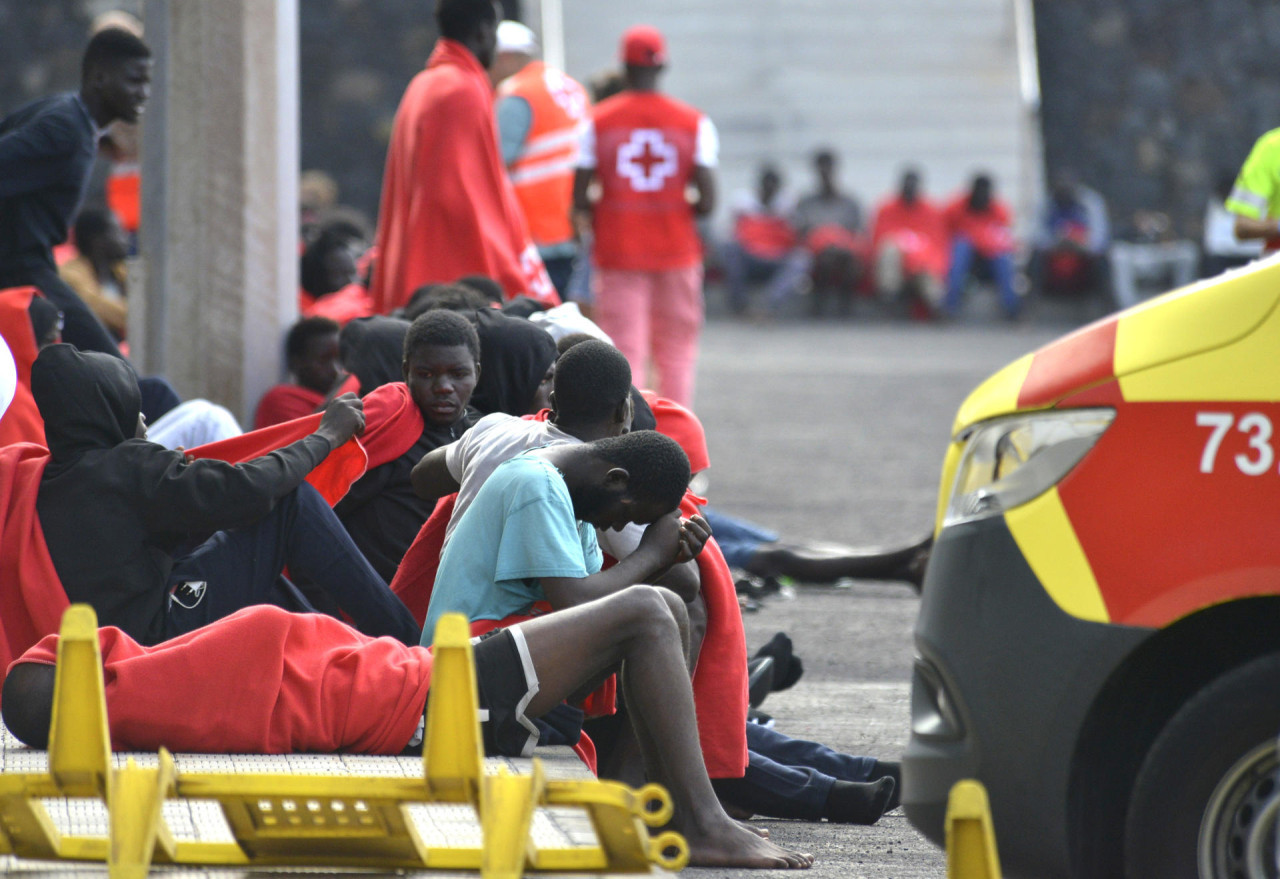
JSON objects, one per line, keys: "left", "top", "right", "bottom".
{"left": 944, "top": 194, "right": 1015, "bottom": 258}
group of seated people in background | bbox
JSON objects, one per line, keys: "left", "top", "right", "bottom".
{"left": 720, "top": 152, "right": 1030, "bottom": 320}
{"left": 722, "top": 152, "right": 1273, "bottom": 322}
{"left": 0, "top": 242, "right": 945, "bottom": 867}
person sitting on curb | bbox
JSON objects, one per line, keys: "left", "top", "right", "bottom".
{"left": 29, "top": 343, "right": 419, "bottom": 647}
{"left": 334, "top": 310, "right": 481, "bottom": 583}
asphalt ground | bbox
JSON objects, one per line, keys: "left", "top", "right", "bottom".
{"left": 688, "top": 306, "right": 1071, "bottom": 878}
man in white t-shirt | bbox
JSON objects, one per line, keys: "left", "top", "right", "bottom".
{"left": 411, "top": 338, "right": 699, "bottom": 602}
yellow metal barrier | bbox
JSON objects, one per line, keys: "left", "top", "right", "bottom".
{"left": 0, "top": 605, "right": 688, "bottom": 877}
{"left": 945, "top": 779, "right": 1002, "bottom": 879}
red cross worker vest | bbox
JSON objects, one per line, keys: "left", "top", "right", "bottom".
{"left": 500, "top": 62, "right": 589, "bottom": 250}
{"left": 590, "top": 91, "right": 705, "bottom": 271}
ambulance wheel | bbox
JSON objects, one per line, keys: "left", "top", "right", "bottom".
{"left": 1124, "top": 653, "right": 1280, "bottom": 879}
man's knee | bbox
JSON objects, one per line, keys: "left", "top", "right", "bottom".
{"left": 612, "top": 584, "right": 686, "bottom": 637}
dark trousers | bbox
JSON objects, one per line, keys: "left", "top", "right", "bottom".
{"left": 164, "top": 482, "right": 420, "bottom": 645}
{"left": 542, "top": 254, "right": 576, "bottom": 300}
{"left": 0, "top": 254, "right": 123, "bottom": 358}
{"left": 711, "top": 722, "right": 877, "bottom": 819}
{"left": 0, "top": 254, "right": 182, "bottom": 423}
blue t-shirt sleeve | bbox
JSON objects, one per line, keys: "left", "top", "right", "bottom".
{"left": 496, "top": 95, "right": 533, "bottom": 167}
{"left": 493, "top": 492, "right": 592, "bottom": 583}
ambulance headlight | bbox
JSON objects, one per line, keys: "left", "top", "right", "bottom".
{"left": 943, "top": 408, "right": 1114, "bottom": 527}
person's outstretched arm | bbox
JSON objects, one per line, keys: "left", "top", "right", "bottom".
{"left": 141, "top": 394, "right": 366, "bottom": 536}
{"left": 410, "top": 444, "right": 461, "bottom": 502}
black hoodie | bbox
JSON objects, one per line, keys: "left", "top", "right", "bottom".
{"left": 469, "top": 308, "right": 557, "bottom": 417}
{"left": 32, "top": 345, "right": 334, "bottom": 644}
{"left": 338, "top": 315, "right": 410, "bottom": 397}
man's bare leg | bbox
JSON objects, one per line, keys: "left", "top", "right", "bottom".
{"left": 745, "top": 534, "right": 932, "bottom": 588}
{"left": 516, "top": 586, "right": 812, "bottom": 869}
{"left": 599, "top": 589, "right": 705, "bottom": 788}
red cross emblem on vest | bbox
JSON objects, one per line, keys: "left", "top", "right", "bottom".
{"left": 616, "top": 129, "right": 678, "bottom": 192}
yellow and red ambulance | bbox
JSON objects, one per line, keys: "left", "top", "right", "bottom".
{"left": 904, "top": 256, "right": 1280, "bottom": 879}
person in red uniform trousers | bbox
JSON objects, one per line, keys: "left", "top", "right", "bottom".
{"left": 492, "top": 21, "right": 590, "bottom": 299}
{"left": 572, "top": 26, "right": 718, "bottom": 408}
{"left": 369, "top": 0, "right": 557, "bottom": 314}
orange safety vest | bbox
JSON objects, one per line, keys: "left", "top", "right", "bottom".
{"left": 499, "top": 61, "right": 589, "bottom": 249}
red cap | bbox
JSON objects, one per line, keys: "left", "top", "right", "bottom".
{"left": 620, "top": 25, "right": 667, "bottom": 67}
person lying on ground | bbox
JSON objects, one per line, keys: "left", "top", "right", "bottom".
{"left": 3, "top": 588, "right": 811, "bottom": 868}
{"left": 703, "top": 506, "right": 931, "bottom": 592}
{"left": 29, "top": 343, "right": 419, "bottom": 647}
{"left": 714, "top": 721, "right": 899, "bottom": 824}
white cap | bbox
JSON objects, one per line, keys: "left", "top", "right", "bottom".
{"left": 496, "top": 20, "right": 539, "bottom": 56}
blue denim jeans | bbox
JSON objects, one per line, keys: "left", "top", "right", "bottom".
{"left": 701, "top": 507, "right": 778, "bottom": 570}
{"left": 943, "top": 238, "right": 1019, "bottom": 318}
{"left": 712, "top": 722, "right": 878, "bottom": 819}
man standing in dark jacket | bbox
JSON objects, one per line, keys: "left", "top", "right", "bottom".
{"left": 0, "top": 28, "right": 151, "bottom": 357}
{"left": 30, "top": 344, "right": 420, "bottom": 647}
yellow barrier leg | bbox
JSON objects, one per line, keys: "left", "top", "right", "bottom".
{"left": 945, "top": 780, "right": 1002, "bottom": 879}
{"left": 108, "top": 749, "right": 176, "bottom": 879}
{"left": 480, "top": 760, "right": 542, "bottom": 879}
{"left": 48, "top": 604, "right": 112, "bottom": 798}
{"left": 422, "top": 614, "right": 485, "bottom": 803}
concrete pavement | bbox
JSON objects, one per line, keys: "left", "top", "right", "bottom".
{"left": 690, "top": 315, "right": 1069, "bottom": 877}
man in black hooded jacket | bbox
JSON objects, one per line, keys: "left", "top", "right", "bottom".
{"left": 30, "top": 344, "right": 420, "bottom": 646}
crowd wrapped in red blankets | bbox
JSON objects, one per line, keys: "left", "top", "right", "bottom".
{"left": 0, "top": 344, "right": 743, "bottom": 774}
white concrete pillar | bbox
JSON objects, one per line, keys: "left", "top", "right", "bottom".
{"left": 138, "top": 0, "right": 299, "bottom": 425}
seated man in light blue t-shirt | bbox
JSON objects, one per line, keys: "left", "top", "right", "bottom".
{"left": 424, "top": 430, "right": 707, "bottom": 639}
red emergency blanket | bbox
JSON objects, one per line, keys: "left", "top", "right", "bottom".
{"left": 14, "top": 606, "right": 431, "bottom": 754}
{"left": 0, "top": 443, "right": 69, "bottom": 680}
{"left": 369, "top": 38, "right": 557, "bottom": 311}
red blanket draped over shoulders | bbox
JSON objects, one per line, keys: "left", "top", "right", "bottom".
{"left": 369, "top": 38, "right": 557, "bottom": 311}
{"left": 682, "top": 491, "right": 749, "bottom": 778}
{"left": 0, "top": 287, "right": 48, "bottom": 448}
{"left": 0, "top": 443, "right": 70, "bottom": 680}
{"left": 642, "top": 390, "right": 747, "bottom": 778}
{"left": 193, "top": 382, "right": 425, "bottom": 506}
{"left": 300, "top": 284, "right": 376, "bottom": 326}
